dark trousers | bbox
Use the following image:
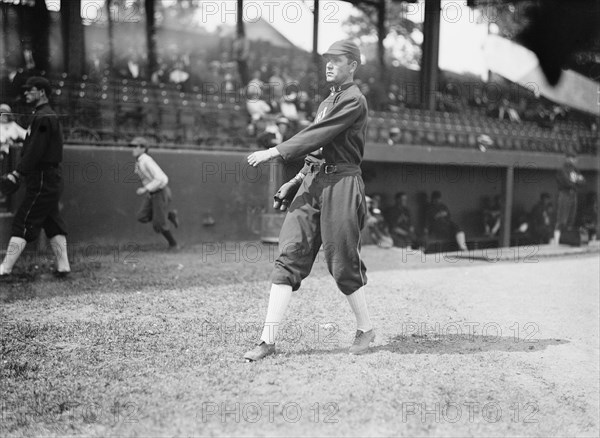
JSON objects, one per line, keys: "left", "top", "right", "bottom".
{"left": 556, "top": 190, "right": 577, "bottom": 231}
{"left": 271, "top": 165, "right": 367, "bottom": 295}
{"left": 12, "top": 167, "right": 68, "bottom": 242}
{"left": 136, "top": 186, "right": 172, "bottom": 233}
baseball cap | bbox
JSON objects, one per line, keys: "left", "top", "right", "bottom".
{"left": 22, "top": 76, "right": 52, "bottom": 95}
{"left": 323, "top": 40, "right": 361, "bottom": 62}
{"left": 0, "top": 103, "right": 11, "bottom": 113}
{"left": 129, "top": 136, "right": 149, "bottom": 147}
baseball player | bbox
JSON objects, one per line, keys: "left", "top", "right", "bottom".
{"left": 245, "top": 40, "right": 374, "bottom": 361}
{"left": 0, "top": 77, "right": 71, "bottom": 277}
{"left": 553, "top": 151, "right": 585, "bottom": 244}
{"left": 129, "top": 137, "right": 179, "bottom": 249}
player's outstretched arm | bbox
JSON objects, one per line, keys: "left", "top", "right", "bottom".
{"left": 247, "top": 147, "right": 281, "bottom": 167}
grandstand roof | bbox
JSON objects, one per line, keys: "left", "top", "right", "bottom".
{"left": 219, "top": 17, "right": 304, "bottom": 51}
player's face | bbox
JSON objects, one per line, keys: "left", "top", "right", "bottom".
{"left": 24, "top": 87, "right": 43, "bottom": 105}
{"left": 132, "top": 145, "right": 144, "bottom": 157}
{"left": 324, "top": 54, "right": 356, "bottom": 85}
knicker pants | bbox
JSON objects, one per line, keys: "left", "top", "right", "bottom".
{"left": 271, "top": 167, "right": 367, "bottom": 295}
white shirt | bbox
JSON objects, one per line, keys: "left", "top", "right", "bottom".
{"left": 246, "top": 99, "right": 271, "bottom": 121}
{"left": 135, "top": 153, "right": 168, "bottom": 193}
{"left": 0, "top": 121, "right": 27, "bottom": 154}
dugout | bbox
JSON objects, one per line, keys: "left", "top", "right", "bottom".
{"left": 1, "top": 143, "right": 598, "bottom": 253}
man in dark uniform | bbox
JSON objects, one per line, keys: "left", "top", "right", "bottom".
{"left": 554, "top": 151, "right": 585, "bottom": 244}
{"left": 529, "top": 192, "right": 554, "bottom": 244}
{"left": 425, "top": 191, "right": 468, "bottom": 251}
{"left": 0, "top": 77, "right": 71, "bottom": 277}
{"left": 245, "top": 40, "right": 374, "bottom": 361}
{"left": 386, "top": 192, "right": 418, "bottom": 248}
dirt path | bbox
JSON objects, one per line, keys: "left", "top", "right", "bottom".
{"left": 1, "top": 247, "right": 598, "bottom": 437}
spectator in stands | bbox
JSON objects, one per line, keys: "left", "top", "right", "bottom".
{"left": 551, "top": 105, "right": 567, "bottom": 123}
{"left": 498, "top": 98, "right": 521, "bottom": 123}
{"left": 554, "top": 151, "right": 585, "bottom": 244}
{"left": 483, "top": 195, "right": 502, "bottom": 237}
{"left": 534, "top": 102, "right": 554, "bottom": 128}
{"left": 386, "top": 192, "right": 418, "bottom": 248}
{"left": 245, "top": 88, "right": 271, "bottom": 136}
{"left": 151, "top": 61, "right": 169, "bottom": 85}
{"left": 529, "top": 192, "right": 554, "bottom": 244}
{"left": 279, "top": 90, "right": 299, "bottom": 130}
{"left": 387, "top": 127, "right": 401, "bottom": 146}
{"left": 256, "top": 116, "right": 292, "bottom": 149}
{"left": 579, "top": 191, "right": 598, "bottom": 242}
{"left": 296, "top": 91, "right": 315, "bottom": 125}
{"left": 387, "top": 84, "right": 404, "bottom": 112}
{"left": 169, "top": 61, "right": 190, "bottom": 87}
{"left": 425, "top": 191, "right": 468, "bottom": 251}
{"left": 126, "top": 47, "right": 144, "bottom": 79}
{"left": 469, "top": 86, "right": 488, "bottom": 113}
{"left": 267, "top": 66, "right": 284, "bottom": 111}
{"left": 247, "top": 70, "right": 264, "bottom": 96}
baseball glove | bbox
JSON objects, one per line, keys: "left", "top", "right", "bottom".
{"left": 273, "top": 178, "right": 302, "bottom": 211}
{"left": 0, "top": 172, "right": 20, "bottom": 196}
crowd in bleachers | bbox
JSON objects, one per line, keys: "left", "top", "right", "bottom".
{"left": 1, "top": 36, "right": 598, "bottom": 155}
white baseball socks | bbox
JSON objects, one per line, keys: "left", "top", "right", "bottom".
{"left": 49, "top": 235, "right": 71, "bottom": 274}
{"left": 259, "top": 283, "right": 293, "bottom": 344}
{"left": 0, "top": 237, "right": 27, "bottom": 275}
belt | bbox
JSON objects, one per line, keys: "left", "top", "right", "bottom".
{"left": 308, "top": 162, "right": 360, "bottom": 175}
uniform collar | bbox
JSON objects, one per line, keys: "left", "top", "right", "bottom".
{"left": 34, "top": 102, "right": 49, "bottom": 113}
{"left": 330, "top": 82, "right": 354, "bottom": 95}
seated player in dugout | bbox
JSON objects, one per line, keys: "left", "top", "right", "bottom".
{"left": 245, "top": 40, "right": 375, "bottom": 361}
{"left": 425, "top": 190, "right": 468, "bottom": 252}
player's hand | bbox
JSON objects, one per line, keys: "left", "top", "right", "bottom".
{"left": 247, "top": 148, "right": 280, "bottom": 167}
{"left": 136, "top": 187, "right": 147, "bottom": 196}
{"left": 273, "top": 179, "right": 301, "bottom": 211}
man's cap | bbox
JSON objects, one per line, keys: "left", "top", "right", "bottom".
{"left": 276, "top": 116, "right": 289, "bottom": 126}
{"left": 0, "top": 103, "right": 11, "bottom": 113}
{"left": 22, "top": 76, "right": 52, "bottom": 95}
{"left": 129, "top": 136, "right": 149, "bottom": 147}
{"left": 323, "top": 40, "right": 361, "bottom": 62}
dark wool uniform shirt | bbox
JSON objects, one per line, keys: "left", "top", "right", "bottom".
{"left": 556, "top": 162, "right": 583, "bottom": 192}
{"left": 276, "top": 82, "right": 368, "bottom": 165}
{"left": 17, "top": 103, "right": 63, "bottom": 173}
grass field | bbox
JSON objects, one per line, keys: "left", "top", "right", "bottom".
{"left": 1, "top": 243, "right": 599, "bottom": 437}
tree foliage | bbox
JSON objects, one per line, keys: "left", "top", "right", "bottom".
{"left": 342, "top": 0, "right": 423, "bottom": 68}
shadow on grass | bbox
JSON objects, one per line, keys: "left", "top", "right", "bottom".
{"left": 294, "top": 334, "right": 569, "bottom": 357}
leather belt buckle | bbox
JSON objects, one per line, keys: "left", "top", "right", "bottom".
{"left": 324, "top": 164, "right": 337, "bottom": 174}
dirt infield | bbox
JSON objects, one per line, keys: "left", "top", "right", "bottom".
{"left": 1, "top": 244, "right": 598, "bottom": 437}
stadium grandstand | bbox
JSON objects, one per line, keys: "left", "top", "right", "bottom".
{"left": 1, "top": 0, "right": 598, "bottom": 251}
